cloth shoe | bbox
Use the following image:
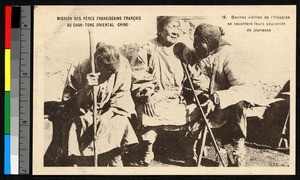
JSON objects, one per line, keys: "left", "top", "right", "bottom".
{"left": 109, "top": 154, "right": 123, "bottom": 167}
{"left": 143, "top": 151, "right": 154, "bottom": 166}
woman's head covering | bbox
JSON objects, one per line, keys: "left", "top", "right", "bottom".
{"left": 96, "top": 41, "right": 106, "bottom": 49}
{"left": 194, "top": 23, "right": 227, "bottom": 53}
{"left": 94, "top": 45, "right": 120, "bottom": 73}
{"left": 157, "top": 16, "right": 181, "bottom": 34}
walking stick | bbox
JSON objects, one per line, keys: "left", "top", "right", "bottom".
{"left": 88, "top": 30, "right": 98, "bottom": 167}
{"left": 174, "top": 43, "right": 226, "bottom": 167}
{"left": 197, "top": 61, "right": 217, "bottom": 166}
{"left": 197, "top": 125, "right": 208, "bottom": 166}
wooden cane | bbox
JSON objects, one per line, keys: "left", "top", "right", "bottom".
{"left": 197, "top": 125, "right": 208, "bottom": 166}
{"left": 181, "top": 62, "right": 226, "bottom": 167}
{"left": 88, "top": 30, "right": 98, "bottom": 167}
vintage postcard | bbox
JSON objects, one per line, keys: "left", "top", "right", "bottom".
{"left": 33, "top": 5, "right": 296, "bottom": 175}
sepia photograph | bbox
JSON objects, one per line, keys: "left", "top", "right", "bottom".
{"left": 33, "top": 5, "right": 295, "bottom": 175}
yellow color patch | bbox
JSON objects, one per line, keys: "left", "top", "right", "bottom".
{"left": 5, "top": 49, "right": 10, "bottom": 91}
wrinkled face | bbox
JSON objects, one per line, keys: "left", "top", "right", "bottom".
{"left": 193, "top": 35, "right": 209, "bottom": 59}
{"left": 159, "top": 21, "right": 181, "bottom": 46}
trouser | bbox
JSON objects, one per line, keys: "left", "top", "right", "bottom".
{"left": 140, "top": 127, "right": 160, "bottom": 161}
{"left": 185, "top": 101, "right": 247, "bottom": 165}
{"left": 226, "top": 101, "right": 247, "bottom": 138}
{"left": 68, "top": 113, "right": 139, "bottom": 164}
{"left": 140, "top": 125, "right": 185, "bottom": 162}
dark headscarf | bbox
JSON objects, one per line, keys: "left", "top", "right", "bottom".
{"left": 94, "top": 45, "right": 120, "bottom": 73}
{"left": 194, "top": 23, "right": 229, "bottom": 53}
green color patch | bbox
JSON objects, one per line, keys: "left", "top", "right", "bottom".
{"left": 5, "top": 92, "right": 10, "bottom": 134}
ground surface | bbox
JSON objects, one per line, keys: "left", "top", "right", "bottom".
{"left": 44, "top": 119, "right": 289, "bottom": 167}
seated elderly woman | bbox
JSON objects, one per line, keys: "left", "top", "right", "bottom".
{"left": 182, "top": 23, "right": 257, "bottom": 167}
{"left": 130, "top": 16, "right": 206, "bottom": 166}
{"left": 64, "top": 44, "right": 138, "bottom": 167}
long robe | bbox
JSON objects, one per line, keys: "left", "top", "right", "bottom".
{"left": 189, "top": 43, "right": 252, "bottom": 109}
{"left": 63, "top": 56, "right": 138, "bottom": 155}
{"left": 131, "top": 38, "right": 189, "bottom": 127}
{"left": 187, "top": 42, "right": 251, "bottom": 133}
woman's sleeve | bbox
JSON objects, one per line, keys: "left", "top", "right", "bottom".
{"left": 109, "top": 61, "right": 136, "bottom": 117}
{"left": 215, "top": 50, "right": 252, "bottom": 109}
{"left": 131, "top": 43, "right": 157, "bottom": 98}
{"left": 62, "top": 60, "right": 92, "bottom": 111}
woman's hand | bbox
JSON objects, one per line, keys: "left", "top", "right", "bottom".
{"left": 86, "top": 72, "right": 101, "bottom": 86}
{"left": 201, "top": 93, "right": 220, "bottom": 116}
{"left": 142, "top": 93, "right": 165, "bottom": 117}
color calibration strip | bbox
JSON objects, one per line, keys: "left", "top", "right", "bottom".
{"left": 4, "top": 5, "right": 12, "bottom": 175}
{"left": 4, "top": 6, "right": 31, "bottom": 175}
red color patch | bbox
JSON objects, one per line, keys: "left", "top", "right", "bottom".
{"left": 5, "top": 6, "right": 12, "bottom": 49}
